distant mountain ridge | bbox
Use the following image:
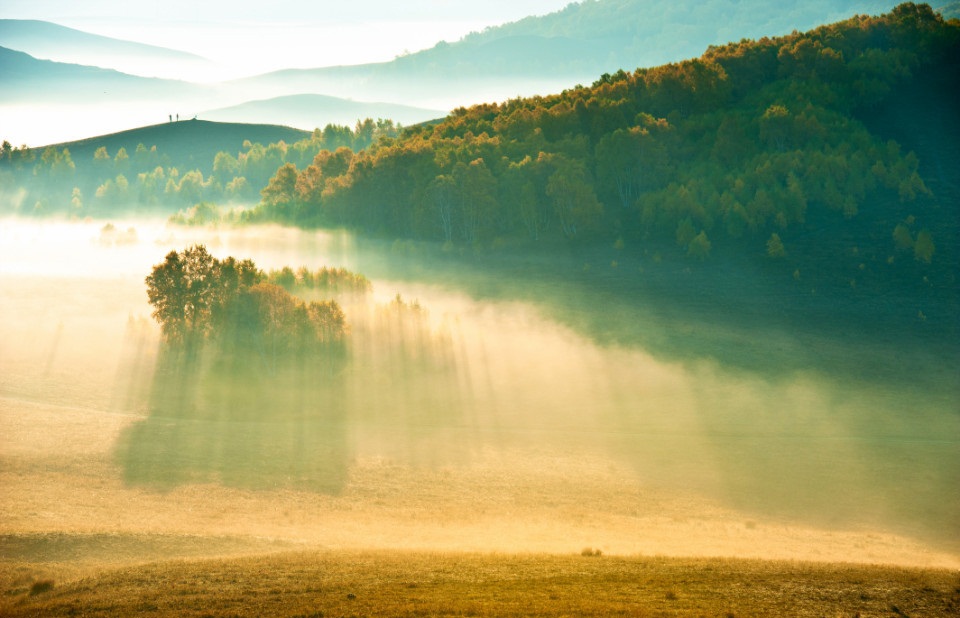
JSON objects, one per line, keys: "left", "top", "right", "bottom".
{"left": 0, "top": 19, "right": 211, "bottom": 79}
{"left": 233, "top": 0, "right": 904, "bottom": 110}
{"left": 0, "top": 46, "right": 202, "bottom": 103}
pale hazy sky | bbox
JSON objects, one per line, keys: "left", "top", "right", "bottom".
{"left": 0, "top": 0, "right": 576, "bottom": 72}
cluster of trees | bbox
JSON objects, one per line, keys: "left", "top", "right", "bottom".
{"left": 252, "top": 4, "right": 956, "bottom": 293}
{"left": 133, "top": 246, "right": 460, "bottom": 489}
{"left": 145, "top": 246, "right": 347, "bottom": 371}
{"left": 0, "top": 119, "right": 401, "bottom": 217}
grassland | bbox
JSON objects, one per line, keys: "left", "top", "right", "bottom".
{"left": 3, "top": 546, "right": 959, "bottom": 617}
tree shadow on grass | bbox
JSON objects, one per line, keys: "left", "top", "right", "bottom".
{"left": 115, "top": 344, "right": 352, "bottom": 494}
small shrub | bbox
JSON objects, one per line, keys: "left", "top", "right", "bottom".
{"left": 581, "top": 547, "right": 602, "bottom": 557}
{"left": 29, "top": 580, "right": 55, "bottom": 596}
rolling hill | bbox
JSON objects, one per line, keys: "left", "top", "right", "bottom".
{"left": 46, "top": 119, "right": 310, "bottom": 172}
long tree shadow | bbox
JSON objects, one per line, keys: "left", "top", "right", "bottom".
{"left": 116, "top": 246, "right": 468, "bottom": 493}
{"left": 116, "top": 339, "right": 352, "bottom": 493}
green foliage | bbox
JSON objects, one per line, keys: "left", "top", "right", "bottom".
{"left": 766, "top": 232, "right": 786, "bottom": 258}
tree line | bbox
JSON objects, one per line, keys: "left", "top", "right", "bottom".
{"left": 0, "top": 119, "right": 400, "bottom": 217}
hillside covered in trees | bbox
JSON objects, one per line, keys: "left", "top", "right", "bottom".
{"left": 250, "top": 4, "right": 958, "bottom": 331}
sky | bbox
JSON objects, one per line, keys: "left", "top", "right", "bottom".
{"left": 0, "top": 0, "right": 576, "bottom": 74}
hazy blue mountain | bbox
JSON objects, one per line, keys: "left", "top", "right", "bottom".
{"left": 0, "top": 19, "right": 211, "bottom": 78}
{"left": 233, "top": 0, "right": 903, "bottom": 109}
{"left": 0, "top": 46, "right": 202, "bottom": 103}
{"left": 201, "top": 94, "right": 445, "bottom": 130}
{"left": 454, "top": 0, "right": 903, "bottom": 71}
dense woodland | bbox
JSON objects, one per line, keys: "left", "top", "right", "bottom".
{"left": 245, "top": 4, "right": 958, "bottom": 304}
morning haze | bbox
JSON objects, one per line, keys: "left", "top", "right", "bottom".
{"left": 1, "top": 2, "right": 959, "bottom": 616}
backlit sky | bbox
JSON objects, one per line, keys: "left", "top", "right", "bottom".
{"left": 0, "top": 0, "right": 576, "bottom": 73}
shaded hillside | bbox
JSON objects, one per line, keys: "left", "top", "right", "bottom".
{"left": 251, "top": 4, "right": 959, "bottom": 337}
{"left": 0, "top": 47, "right": 201, "bottom": 103}
{"left": 48, "top": 120, "right": 310, "bottom": 175}
{"left": 201, "top": 94, "right": 444, "bottom": 131}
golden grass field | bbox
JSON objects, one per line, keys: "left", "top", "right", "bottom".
{"left": 4, "top": 547, "right": 960, "bottom": 617}
{"left": 1, "top": 225, "right": 959, "bottom": 617}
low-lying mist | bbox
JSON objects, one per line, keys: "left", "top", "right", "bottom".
{"left": 1, "top": 217, "right": 957, "bottom": 562}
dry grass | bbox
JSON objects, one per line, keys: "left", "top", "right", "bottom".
{"left": 2, "top": 548, "right": 959, "bottom": 617}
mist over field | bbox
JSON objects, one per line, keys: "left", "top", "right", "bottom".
{"left": 1, "top": 218, "right": 957, "bottom": 570}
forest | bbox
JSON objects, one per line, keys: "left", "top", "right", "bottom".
{"left": 244, "top": 4, "right": 957, "bottom": 318}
